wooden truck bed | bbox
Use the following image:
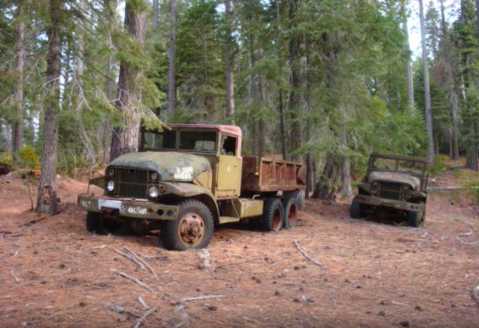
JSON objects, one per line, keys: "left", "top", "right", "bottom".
{"left": 241, "top": 156, "right": 306, "bottom": 192}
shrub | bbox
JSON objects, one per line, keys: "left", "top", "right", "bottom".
{"left": 17, "top": 146, "right": 40, "bottom": 170}
{"left": 428, "top": 155, "right": 447, "bottom": 175}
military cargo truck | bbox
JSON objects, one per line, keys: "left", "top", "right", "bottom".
{"left": 78, "top": 124, "right": 305, "bottom": 250}
{"left": 350, "top": 153, "right": 429, "bottom": 227}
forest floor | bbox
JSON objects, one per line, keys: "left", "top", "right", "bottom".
{"left": 1, "top": 160, "right": 479, "bottom": 328}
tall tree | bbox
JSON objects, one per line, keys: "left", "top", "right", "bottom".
{"left": 419, "top": 0, "right": 435, "bottom": 162}
{"left": 402, "top": 0, "right": 414, "bottom": 113}
{"left": 36, "top": 0, "right": 62, "bottom": 214}
{"left": 12, "top": 0, "right": 24, "bottom": 156}
{"left": 110, "top": 0, "right": 147, "bottom": 161}
{"left": 288, "top": 0, "right": 301, "bottom": 161}
{"left": 225, "top": 0, "right": 234, "bottom": 118}
{"left": 152, "top": 0, "right": 159, "bottom": 29}
{"left": 167, "top": 0, "right": 176, "bottom": 117}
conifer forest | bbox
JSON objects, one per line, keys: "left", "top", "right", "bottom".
{"left": 1, "top": 1, "right": 479, "bottom": 327}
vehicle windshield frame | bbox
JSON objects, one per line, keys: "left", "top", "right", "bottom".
{"left": 139, "top": 128, "right": 219, "bottom": 155}
{"left": 368, "top": 155, "right": 428, "bottom": 177}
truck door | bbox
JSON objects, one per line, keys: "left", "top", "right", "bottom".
{"left": 216, "top": 135, "right": 242, "bottom": 197}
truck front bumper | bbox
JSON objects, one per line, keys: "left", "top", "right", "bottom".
{"left": 356, "top": 195, "right": 424, "bottom": 213}
{"left": 78, "top": 193, "right": 179, "bottom": 220}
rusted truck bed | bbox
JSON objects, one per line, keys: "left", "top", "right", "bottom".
{"left": 241, "top": 156, "right": 305, "bottom": 192}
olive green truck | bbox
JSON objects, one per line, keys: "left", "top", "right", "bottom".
{"left": 78, "top": 124, "right": 306, "bottom": 250}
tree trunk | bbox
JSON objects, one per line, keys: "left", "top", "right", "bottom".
{"left": 402, "top": 0, "right": 414, "bottom": 113}
{"left": 36, "top": 0, "right": 62, "bottom": 215}
{"left": 418, "top": 0, "right": 435, "bottom": 162}
{"left": 167, "top": 0, "right": 176, "bottom": 117}
{"left": 12, "top": 2, "right": 24, "bottom": 156}
{"left": 279, "top": 90, "right": 287, "bottom": 159}
{"left": 225, "top": 0, "right": 234, "bottom": 118}
{"left": 288, "top": 0, "right": 301, "bottom": 162}
{"left": 312, "top": 152, "right": 340, "bottom": 200}
{"left": 110, "top": 1, "right": 147, "bottom": 161}
{"left": 439, "top": 0, "right": 459, "bottom": 160}
{"left": 152, "top": 0, "right": 159, "bottom": 29}
{"left": 76, "top": 0, "right": 95, "bottom": 163}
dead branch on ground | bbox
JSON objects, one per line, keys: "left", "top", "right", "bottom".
{"left": 114, "top": 249, "right": 145, "bottom": 270}
{"left": 459, "top": 226, "right": 473, "bottom": 237}
{"left": 110, "top": 269, "right": 155, "bottom": 293}
{"left": 18, "top": 216, "right": 47, "bottom": 227}
{"left": 11, "top": 270, "right": 20, "bottom": 282}
{"left": 102, "top": 301, "right": 139, "bottom": 317}
{"left": 124, "top": 247, "right": 158, "bottom": 281}
{"left": 132, "top": 306, "right": 158, "bottom": 328}
{"left": 138, "top": 297, "right": 149, "bottom": 309}
{"left": 472, "top": 285, "right": 479, "bottom": 306}
{"left": 178, "top": 295, "right": 225, "bottom": 303}
{"left": 455, "top": 237, "right": 479, "bottom": 245}
{"left": 293, "top": 240, "right": 325, "bottom": 268}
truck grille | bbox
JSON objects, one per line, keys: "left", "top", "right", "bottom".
{"left": 378, "top": 181, "right": 401, "bottom": 200}
{"left": 110, "top": 167, "right": 149, "bottom": 199}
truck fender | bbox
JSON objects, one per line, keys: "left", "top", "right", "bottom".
{"left": 89, "top": 176, "right": 105, "bottom": 189}
{"left": 162, "top": 182, "right": 220, "bottom": 225}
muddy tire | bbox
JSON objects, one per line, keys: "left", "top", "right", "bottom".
{"left": 261, "top": 198, "right": 284, "bottom": 232}
{"left": 86, "top": 211, "right": 101, "bottom": 233}
{"left": 408, "top": 211, "right": 420, "bottom": 228}
{"left": 350, "top": 196, "right": 361, "bottom": 219}
{"left": 283, "top": 195, "right": 298, "bottom": 228}
{"left": 161, "top": 199, "right": 214, "bottom": 251}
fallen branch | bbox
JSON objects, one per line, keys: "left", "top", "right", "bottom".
{"left": 138, "top": 297, "right": 149, "bottom": 309}
{"left": 18, "top": 216, "right": 48, "bottom": 227}
{"left": 178, "top": 295, "right": 225, "bottom": 303}
{"left": 25, "top": 177, "right": 34, "bottom": 212}
{"left": 11, "top": 270, "right": 20, "bottom": 282}
{"left": 472, "top": 285, "right": 479, "bottom": 306}
{"left": 110, "top": 269, "right": 155, "bottom": 293}
{"left": 460, "top": 226, "right": 473, "bottom": 237}
{"left": 293, "top": 240, "right": 324, "bottom": 268}
{"left": 456, "top": 237, "right": 479, "bottom": 245}
{"left": 114, "top": 249, "right": 145, "bottom": 270}
{"left": 124, "top": 247, "right": 158, "bottom": 281}
{"left": 132, "top": 306, "right": 158, "bottom": 328}
{"left": 102, "top": 301, "right": 139, "bottom": 317}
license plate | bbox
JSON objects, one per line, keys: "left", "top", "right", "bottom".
{"left": 98, "top": 199, "right": 122, "bottom": 210}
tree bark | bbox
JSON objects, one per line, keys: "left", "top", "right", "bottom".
{"left": 402, "top": 0, "right": 414, "bottom": 113}
{"left": 110, "top": 1, "right": 147, "bottom": 161}
{"left": 12, "top": 2, "right": 24, "bottom": 156}
{"left": 167, "top": 0, "right": 176, "bottom": 117}
{"left": 288, "top": 0, "right": 301, "bottom": 162}
{"left": 152, "top": 0, "right": 159, "bottom": 29}
{"left": 312, "top": 153, "right": 340, "bottom": 200}
{"left": 418, "top": 0, "right": 435, "bottom": 162}
{"left": 36, "top": 0, "right": 62, "bottom": 215}
{"left": 439, "top": 0, "right": 459, "bottom": 160}
{"left": 225, "top": 0, "right": 234, "bottom": 118}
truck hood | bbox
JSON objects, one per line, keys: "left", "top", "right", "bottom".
{"left": 109, "top": 152, "right": 211, "bottom": 182}
{"left": 368, "top": 171, "right": 421, "bottom": 190}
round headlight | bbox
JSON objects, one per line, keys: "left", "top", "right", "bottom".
{"left": 151, "top": 172, "right": 158, "bottom": 181}
{"left": 371, "top": 183, "right": 378, "bottom": 194}
{"left": 148, "top": 186, "right": 159, "bottom": 198}
{"left": 107, "top": 168, "right": 115, "bottom": 177}
{"left": 403, "top": 190, "right": 410, "bottom": 199}
{"left": 107, "top": 181, "right": 115, "bottom": 191}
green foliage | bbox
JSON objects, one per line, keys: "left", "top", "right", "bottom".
{"left": 428, "top": 155, "right": 447, "bottom": 175}
{"left": 17, "top": 146, "right": 40, "bottom": 170}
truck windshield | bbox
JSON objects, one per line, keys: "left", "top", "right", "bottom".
{"left": 370, "top": 157, "right": 425, "bottom": 174}
{"left": 179, "top": 131, "right": 217, "bottom": 153}
{"left": 142, "top": 130, "right": 176, "bottom": 150}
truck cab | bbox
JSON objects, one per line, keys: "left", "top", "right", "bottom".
{"left": 78, "top": 124, "right": 305, "bottom": 250}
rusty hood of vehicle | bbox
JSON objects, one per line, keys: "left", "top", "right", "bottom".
{"left": 109, "top": 152, "right": 211, "bottom": 182}
{"left": 368, "top": 171, "right": 421, "bottom": 190}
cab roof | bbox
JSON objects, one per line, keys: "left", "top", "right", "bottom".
{"left": 165, "top": 124, "right": 242, "bottom": 137}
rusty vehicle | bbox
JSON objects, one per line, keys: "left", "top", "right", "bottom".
{"left": 78, "top": 124, "right": 305, "bottom": 250}
{"left": 350, "top": 153, "right": 429, "bottom": 227}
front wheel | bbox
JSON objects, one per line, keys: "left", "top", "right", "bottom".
{"left": 350, "top": 196, "right": 361, "bottom": 219}
{"left": 86, "top": 211, "right": 101, "bottom": 233}
{"left": 161, "top": 199, "right": 214, "bottom": 251}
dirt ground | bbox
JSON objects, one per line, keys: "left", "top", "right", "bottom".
{"left": 1, "top": 167, "right": 479, "bottom": 328}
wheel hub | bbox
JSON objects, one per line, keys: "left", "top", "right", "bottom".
{"left": 178, "top": 213, "right": 205, "bottom": 246}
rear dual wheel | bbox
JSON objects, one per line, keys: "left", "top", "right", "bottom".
{"left": 283, "top": 195, "right": 298, "bottom": 228}
{"left": 261, "top": 198, "right": 285, "bottom": 232}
